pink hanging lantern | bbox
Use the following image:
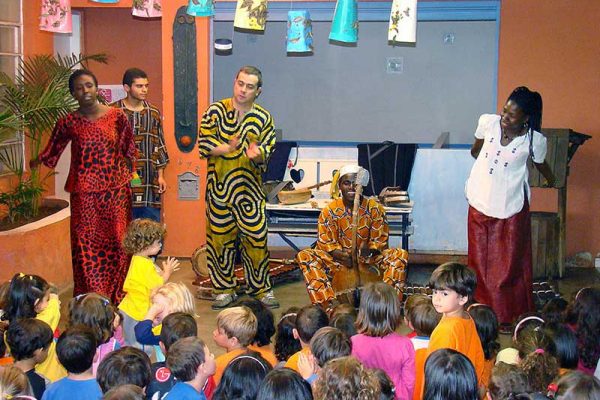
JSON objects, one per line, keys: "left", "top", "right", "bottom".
{"left": 132, "top": 0, "right": 163, "bottom": 18}
{"left": 40, "top": 0, "right": 72, "bottom": 33}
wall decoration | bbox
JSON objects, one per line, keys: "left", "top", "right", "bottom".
{"left": 388, "top": 0, "right": 417, "bottom": 44}
{"left": 329, "top": 0, "right": 358, "bottom": 43}
{"left": 234, "top": 0, "right": 268, "bottom": 31}
{"left": 40, "top": 0, "right": 72, "bottom": 33}
{"left": 286, "top": 10, "right": 313, "bottom": 53}
{"left": 187, "top": 0, "right": 214, "bottom": 17}
{"left": 132, "top": 0, "right": 162, "bottom": 18}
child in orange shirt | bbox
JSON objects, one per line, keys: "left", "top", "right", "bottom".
{"left": 415, "top": 263, "right": 485, "bottom": 399}
{"left": 212, "top": 306, "right": 257, "bottom": 385}
{"left": 284, "top": 305, "right": 328, "bottom": 373}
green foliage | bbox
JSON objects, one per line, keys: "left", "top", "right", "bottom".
{"left": 0, "top": 53, "right": 108, "bottom": 223}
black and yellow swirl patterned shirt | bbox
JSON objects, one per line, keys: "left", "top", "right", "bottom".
{"left": 199, "top": 98, "right": 275, "bottom": 205}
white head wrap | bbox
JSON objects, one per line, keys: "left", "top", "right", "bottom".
{"left": 338, "top": 165, "right": 369, "bottom": 187}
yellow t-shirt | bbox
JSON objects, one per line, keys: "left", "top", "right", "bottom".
{"left": 35, "top": 295, "right": 67, "bottom": 382}
{"left": 284, "top": 347, "right": 311, "bottom": 373}
{"left": 119, "top": 255, "right": 164, "bottom": 321}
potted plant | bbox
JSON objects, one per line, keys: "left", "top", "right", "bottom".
{"left": 0, "top": 53, "right": 108, "bottom": 227}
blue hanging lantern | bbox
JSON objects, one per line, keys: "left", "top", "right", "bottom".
{"left": 287, "top": 10, "right": 313, "bottom": 53}
{"left": 329, "top": 0, "right": 358, "bottom": 43}
{"left": 187, "top": 0, "right": 214, "bottom": 17}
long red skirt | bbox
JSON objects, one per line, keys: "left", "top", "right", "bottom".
{"left": 70, "top": 185, "right": 132, "bottom": 304}
{"left": 467, "top": 201, "right": 534, "bottom": 324}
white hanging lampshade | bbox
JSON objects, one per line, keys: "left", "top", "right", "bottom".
{"left": 187, "top": 0, "right": 214, "bottom": 17}
{"left": 329, "top": 0, "right": 358, "bottom": 44}
{"left": 132, "top": 0, "right": 162, "bottom": 18}
{"left": 40, "top": 0, "right": 72, "bottom": 33}
{"left": 286, "top": 10, "right": 313, "bottom": 53}
{"left": 388, "top": 0, "right": 417, "bottom": 43}
{"left": 234, "top": 0, "right": 269, "bottom": 31}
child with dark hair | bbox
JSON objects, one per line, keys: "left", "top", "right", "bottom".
{"left": 298, "top": 326, "right": 352, "bottom": 384}
{"left": 541, "top": 297, "right": 568, "bottom": 325}
{"left": 564, "top": 287, "right": 600, "bottom": 375}
{"left": 97, "top": 347, "right": 152, "bottom": 394}
{"left": 256, "top": 368, "right": 313, "bottom": 400}
{"left": 403, "top": 294, "right": 430, "bottom": 339}
{"left": 146, "top": 312, "right": 214, "bottom": 400}
{"left": 42, "top": 326, "right": 102, "bottom": 399}
{"left": 236, "top": 298, "right": 277, "bottom": 366}
{"left": 212, "top": 351, "right": 271, "bottom": 400}
{"left": 543, "top": 323, "right": 579, "bottom": 375}
{"left": 313, "top": 356, "right": 379, "bottom": 400}
{"left": 553, "top": 370, "right": 600, "bottom": 400}
{"left": 371, "top": 368, "right": 395, "bottom": 400}
{"left": 6, "top": 273, "right": 66, "bottom": 381}
{"left": 516, "top": 329, "right": 559, "bottom": 393}
{"left": 487, "top": 362, "right": 531, "bottom": 400}
{"left": 468, "top": 303, "right": 500, "bottom": 388}
{"left": 408, "top": 299, "right": 440, "bottom": 400}
{"left": 102, "top": 384, "right": 145, "bottom": 400}
{"left": 274, "top": 308, "right": 301, "bottom": 367}
{"left": 68, "top": 293, "right": 120, "bottom": 376}
{"left": 164, "top": 337, "right": 216, "bottom": 400}
{"left": 417, "top": 263, "right": 484, "bottom": 400}
{"left": 424, "top": 348, "right": 479, "bottom": 400}
{"left": 6, "top": 318, "right": 53, "bottom": 398}
{"left": 330, "top": 302, "right": 358, "bottom": 338}
{"left": 284, "top": 305, "right": 329, "bottom": 373}
{"left": 352, "top": 282, "right": 415, "bottom": 400}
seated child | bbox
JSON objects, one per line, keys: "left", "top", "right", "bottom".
{"left": 468, "top": 303, "right": 500, "bottom": 388}
{"left": 6, "top": 318, "right": 53, "bottom": 399}
{"left": 256, "top": 369, "right": 313, "bottom": 400}
{"left": 403, "top": 294, "right": 429, "bottom": 340}
{"left": 213, "top": 351, "right": 272, "bottom": 400}
{"left": 552, "top": 370, "right": 600, "bottom": 400}
{"left": 515, "top": 328, "right": 559, "bottom": 393}
{"left": 68, "top": 293, "right": 120, "bottom": 376}
{"left": 313, "top": 356, "right": 379, "bottom": 400}
{"left": 165, "top": 337, "right": 216, "bottom": 400}
{"left": 423, "top": 348, "right": 479, "bottom": 400}
{"left": 146, "top": 312, "right": 215, "bottom": 400}
{"left": 274, "top": 308, "right": 301, "bottom": 368}
{"left": 543, "top": 323, "right": 579, "bottom": 376}
{"left": 235, "top": 298, "right": 278, "bottom": 367}
{"left": 0, "top": 365, "right": 35, "bottom": 398}
{"left": 96, "top": 346, "right": 152, "bottom": 393}
{"left": 42, "top": 326, "right": 102, "bottom": 400}
{"left": 371, "top": 369, "right": 395, "bottom": 400}
{"left": 284, "top": 305, "right": 329, "bottom": 373}
{"left": 496, "top": 314, "right": 545, "bottom": 366}
{"left": 329, "top": 303, "right": 358, "bottom": 338}
{"left": 487, "top": 362, "right": 531, "bottom": 400}
{"left": 101, "top": 384, "right": 145, "bottom": 400}
{"left": 298, "top": 327, "right": 351, "bottom": 384}
{"left": 119, "top": 219, "right": 180, "bottom": 349}
{"left": 418, "top": 263, "right": 484, "bottom": 400}
{"left": 213, "top": 306, "right": 257, "bottom": 384}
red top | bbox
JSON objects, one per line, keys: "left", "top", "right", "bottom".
{"left": 39, "top": 108, "right": 136, "bottom": 193}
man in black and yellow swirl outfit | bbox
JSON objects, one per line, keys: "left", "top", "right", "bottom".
{"left": 199, "top": 66, "right": 278, "bottom": 309}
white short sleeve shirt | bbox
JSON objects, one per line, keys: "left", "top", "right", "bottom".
{"left": 465, "top": 114, "right": 547, "bottom": 219}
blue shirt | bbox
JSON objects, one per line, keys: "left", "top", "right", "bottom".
{"left": 42, "top": 377, "right": 102, "bottom": 400}
{"left": 164, "top": 382, "right": 207, "bottom": 400}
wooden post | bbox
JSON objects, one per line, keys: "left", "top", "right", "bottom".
{"left": 558, "top": 185, "right": 567, "bottom": 278}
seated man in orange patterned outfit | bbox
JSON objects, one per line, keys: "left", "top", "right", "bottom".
{"left": 295, "top": 165, "right": 408, "bottom": 310}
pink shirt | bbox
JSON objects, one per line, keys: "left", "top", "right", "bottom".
{"left": 351, "top": 333, "right": 416, "bottom": 400}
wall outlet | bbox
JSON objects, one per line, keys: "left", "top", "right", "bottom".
{"left": 386, "top": 57, "right": 404, "bottom": 74}
{"left": 443, "top": 33, "right": 455, "bottom": 45}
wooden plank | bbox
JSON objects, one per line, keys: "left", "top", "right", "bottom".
{"left": 529, "top": 128, "right": 569, "bottom": 188}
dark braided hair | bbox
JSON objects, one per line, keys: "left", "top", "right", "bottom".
{"left": 506, "top": 86, "right": 543, "bottom": 164}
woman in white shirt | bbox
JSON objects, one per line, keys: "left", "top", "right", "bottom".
{"left": 465, "top": 86, "right": 555, "bottom": 328}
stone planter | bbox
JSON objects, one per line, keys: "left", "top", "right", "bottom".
{"left": 0, "top": 198, "right": 72, "bottom": 290}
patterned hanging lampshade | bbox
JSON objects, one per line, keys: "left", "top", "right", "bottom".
{"left": 187, "top": 0, "right": 214, "bottom": 17}
{"left": 388, "top": 0, "right": 417, "bottom": 43}
{"left": 40, "top": 0, "right": 72, "bottom": 33}
{"left": 329, "top": 0, "right": 358, "bottom": 43}
{"left": 234, "top": 0, "right": 268, "bottom": 31}
{"left": 91, "top": 0, "right": 119, "bottom": 3}
{"left": 286, "top": 10, "right": 313, "bottom": 53}
{"left": 132, "top": 0, "right": 162, "bottom": 18}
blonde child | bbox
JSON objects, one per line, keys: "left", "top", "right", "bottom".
{"left": 134, "top": 282, "right": 197, "bottom": 361}
{"left": 351, "top": 282, "right": 415, "bottom": 400}
{"left": 313, "top": 356, "right": 379, "bottom": 400}
{"left": 212, "top": 306, "right": 257, "bottom": 385}
{"left": 119, "top": 219, "right": 180, "bottom": 349}
{"left": 5, "top": 273, "right": 66, "bottom": 381}
{"left": 68, "top": 293, "right": 120, "bottom": 376}
{"left": 0, "top": 365, "right": 34, "bottom": 399}
{"left": 418, "top": 263, "right": 484, "bottom": 400}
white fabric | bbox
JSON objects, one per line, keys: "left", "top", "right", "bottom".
{"left": 465, "top": 114, "right": 547, "bottom": 219}
{"left": 410, "top": 336, "right": 430, "bottom": 351}
{"left": 339, "top": 164, "right": 369, "bottom": 186}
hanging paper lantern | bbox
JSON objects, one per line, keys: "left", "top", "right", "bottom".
{"left": 40, "top": 0, "right": 72, "bottom": 33}
{"left": 234, "top": 0, "right": 268, "bottom": 31}
{"left": 187, "top": 0, "right": 214, "bottom": 17}
{"left": 329, "top": 0, "right": 358, "bottom": 43}
{"left": 286, "top": 10, "right": 313, "bottom": 53}
{"left": 214, "top": 38, "right": 233, "bottom": 55}
{"left": 132, "top": 0, "right": 162, "bottom": 18}
{"left": 388, "top": 0, "right": 417, "bottom": 43}
{"left": 90, "top": 0, "right": 119, "bottom": 3}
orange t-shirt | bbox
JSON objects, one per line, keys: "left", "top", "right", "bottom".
{"left": 248, "top": 344, "right": 278, "bottom": 367}
{"left": 284, "top": 348, "right": 311, "bottom": 373}
{"left": 413, "top": 348, "right": 427, "bottom": 400}
{"left": 481, "top": 357, "right": 495, "bottom": 388}
{"left": 214, "top": 348, "right": 245, "bottom": 385}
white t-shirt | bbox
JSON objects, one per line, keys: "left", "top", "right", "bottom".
{"left": 465, "top": 114, "right": 547, "bottom": 219}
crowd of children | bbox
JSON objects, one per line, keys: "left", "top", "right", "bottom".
{"left": 1, "top": 223, "right": 600, "bottom": 400}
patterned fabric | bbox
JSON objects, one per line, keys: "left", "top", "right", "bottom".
{"left": 39, "top": 109, "right": 135, "bottom": 304}
{"left": 113, "top": 100, "right": 169, "bottom": 209}
{"left": 199, "top": 98, "right": 275, "bottom": 295}
{"left": 296, "top": 197, "right": 408, "bottom": 305}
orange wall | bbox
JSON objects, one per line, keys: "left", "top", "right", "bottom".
{"left": 498, "top": 0, "right": 600, "bottom": 256}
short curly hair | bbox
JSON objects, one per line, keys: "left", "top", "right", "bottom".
{"left": 314, "top": 356, "right": 379, "bottom": 400}
{"left": 122, "top": 218, "right": 166, "bottom": 255}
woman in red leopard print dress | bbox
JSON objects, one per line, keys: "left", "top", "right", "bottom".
{"left": 35, "top": 70, "right": 137, "bottom": 303}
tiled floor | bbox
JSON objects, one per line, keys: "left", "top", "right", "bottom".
{"left": 58, "top": 258, "right": 600, "bottom": 358}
